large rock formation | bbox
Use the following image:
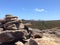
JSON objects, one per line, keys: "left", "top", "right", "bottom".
{"left": 0, "top": 15, "right": 60, "bottom": 45}
{"left": 0, "top": 15, "right": 28, "bottom": 43}
{"left": 0, "top": 15, "right": 43, "bottom": 45}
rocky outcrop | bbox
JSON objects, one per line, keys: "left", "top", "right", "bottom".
{"left": 1, "top": 15, "right": 58, "bottom": 45}
{"left": 0, "top": 15, "right": 31, "bottom": 44}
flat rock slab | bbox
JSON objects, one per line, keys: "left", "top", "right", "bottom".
{"left": 0, "top": 30, "right": 28, "bottom": 43}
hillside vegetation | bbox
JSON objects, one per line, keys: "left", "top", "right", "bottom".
{"left": 22, "top": 20, "right": 60, "bottom": 30}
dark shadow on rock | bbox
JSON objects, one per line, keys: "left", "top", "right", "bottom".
{"left": 29, "top": 39, "right": 38, "bottom": 45}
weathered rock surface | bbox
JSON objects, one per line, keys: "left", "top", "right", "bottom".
{"left": 15, "top": 41, "right": 24, "bottom": 45}
{"left": 24, "top": 36, "right": 59, "bottom": 45}
{"left": 35, "top": 36, "right": 59, "bottom": 45}
{"left": 24, "top": 39, "right": 38, "bottom": 45}
{"left": 29, "top": 29, "right": 43, "bottom": 38}
{"left": 0, "top": 15, "right": 60, "bottom": 45}
{"left": 0, "top": 30, "right": 29, "bottom": 43}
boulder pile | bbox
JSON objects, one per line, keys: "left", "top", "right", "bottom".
{"left": 0, "top": 14, "right": 43, "bottom": 45}
{"left": 0, "top": 15, "right": 59, "bottom": 45}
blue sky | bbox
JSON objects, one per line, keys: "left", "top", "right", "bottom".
{"left": 0, "top": 0, "right": 60, "bottom": 20}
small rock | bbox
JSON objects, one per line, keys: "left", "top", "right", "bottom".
{"left": 15, "top": 41, "right": 24, "bottom": 45}
{"left": 0, "top": 28, "right": 3, "bottom": 31}
{"left": 25, "top": 39, "right": 38, "bottom": 45}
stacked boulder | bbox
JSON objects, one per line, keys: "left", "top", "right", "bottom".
{"left": 0, "top": 15, "right": 29, "bottom": 43}
{"left": 0, "top": 14, "right": 43, "bottom": 45}
{"left": 0, "top": 15, "right": 29, "bottom": 30}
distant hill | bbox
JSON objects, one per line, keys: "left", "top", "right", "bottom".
{"left": 22, "top": 20, "right": 60, "bottom": 30}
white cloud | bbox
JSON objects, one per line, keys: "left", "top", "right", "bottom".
{"left": 34, "top": 8, "right": 46, "bottom": 12}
